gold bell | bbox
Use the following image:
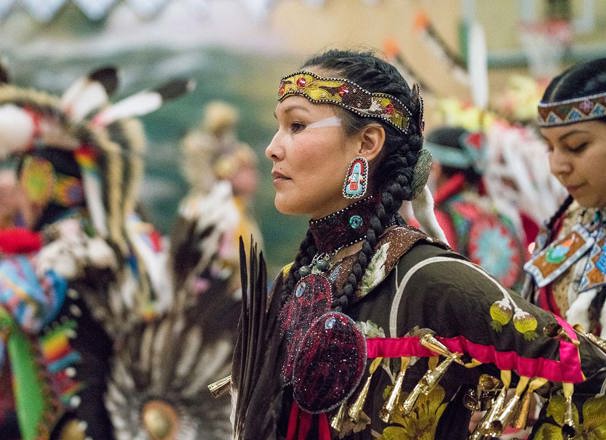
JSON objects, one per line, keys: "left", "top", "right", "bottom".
{"left": 379, "top": 357, "right": 410, "bottom": 423}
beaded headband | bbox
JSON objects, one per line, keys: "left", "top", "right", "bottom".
{"left": 537, "top": 91, "right": 606, "bottom": 127}
{"left": 278, "top": 71, "right": 411, "bottom": 133}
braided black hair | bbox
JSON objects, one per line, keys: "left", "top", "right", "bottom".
{"left": 282, "top": 49, "right": 424, "bottom": 308}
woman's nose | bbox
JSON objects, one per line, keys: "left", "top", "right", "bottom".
{"left": 265, "top": 132, "right": 283, "bottom": 161}
{"left": 549, "top": 149, "right": 573, "bottom": 178}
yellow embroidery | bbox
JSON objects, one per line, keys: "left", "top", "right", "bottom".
{"left": 533, "top": 394, "right": 606, "bottom": 439}
{"left": 378, "top": 384, "right": 447, "bottom": 440}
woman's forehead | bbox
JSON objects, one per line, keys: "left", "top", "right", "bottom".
{"left": 275, "top": 96, "right": 337, "bottom": 117}
{"left": 540, "top": 121, "right": 602, "bottom": 141}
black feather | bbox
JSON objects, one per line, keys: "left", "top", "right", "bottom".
{"left": 0, "top": 61, "right": 9, "bottom": 84}
{"left": 155, "top": 79, "right": 196, "bottom": 101}
{"left": 233, "top": 237, "right": 284, "bottom": 439}
{"left": 89, "top": 66, "right": 119, "bottom": 96}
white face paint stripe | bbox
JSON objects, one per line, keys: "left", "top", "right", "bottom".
{"left": 306, "top": 115, "right": 342, "bottom": 129}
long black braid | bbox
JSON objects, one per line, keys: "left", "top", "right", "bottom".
{"left": 281, "top": 50, "right": 424, "bottom": 309}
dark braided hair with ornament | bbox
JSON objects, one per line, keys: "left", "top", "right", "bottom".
{"left": 281, "top": 49, "right": 425, "bottom": 310}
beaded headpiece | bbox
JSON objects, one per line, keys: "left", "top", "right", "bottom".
{"left": 278, "top": 71, "right": 411, "bottom": 133}
{"left": 537, "top": 91, "right": 606, "bottom": 127}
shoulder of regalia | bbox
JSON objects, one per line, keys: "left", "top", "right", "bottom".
{"left": 350, "top": 225, "right": 448, "bottom": 300}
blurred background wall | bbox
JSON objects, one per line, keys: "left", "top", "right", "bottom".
{"left": 1, "top": 0, "right": 605, "bottom": 274}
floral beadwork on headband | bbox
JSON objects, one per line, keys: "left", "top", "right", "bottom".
{"left": 278, "top": 71, "right": 411, "bottom": 133}
{"left": 537, "top": 91, "right": 606, "bottom": 127}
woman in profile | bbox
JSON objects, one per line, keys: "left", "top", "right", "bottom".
{"left": 231, "top": 50, "right": 606, "bottom": 440}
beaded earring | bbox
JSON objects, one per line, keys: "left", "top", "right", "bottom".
{"left": 342, "top": 156, "right": 368, "bottom": 199}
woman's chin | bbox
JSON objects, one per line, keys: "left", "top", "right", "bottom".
{"left": 274, "top": 196, "right": 297, "bottom": 215}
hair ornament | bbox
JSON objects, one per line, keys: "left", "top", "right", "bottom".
{"left": 278, "top": 71, "right": 411, "bottom": 133}
{"left": 412, "top": 83, "right": 425, "bottom": 133}
{"left": 537, "top": 91, "right": 606, "bottom": 127}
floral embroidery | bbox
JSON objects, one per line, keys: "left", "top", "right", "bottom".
{"left": 378, "top": 384, "right": 447, "bottom": 440}
{"left": 533, "top": 394, "right": 606, "bottom": 439}
{"left": 356, "top": 320, "right": 386, "bottom": 338}
{"left": 359, "top": 242, "right": 389, "bottom": 298}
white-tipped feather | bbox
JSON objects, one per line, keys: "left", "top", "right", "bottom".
{"left": 92, "top": 91, "right": 162, "bottom": 127}
{"left": 411, "top": 185, "right": 449, "bottom": 244}
{"left": 62, "top": 67, "right": 118, "bottom": 122}
{"left": 0, "top": 104, "right": 34, "bottom": 158}
{"left": 67, "top": 82, "right": 112, "bottom": 122}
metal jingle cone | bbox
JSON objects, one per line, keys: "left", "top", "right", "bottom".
{"left": 330, "top": 401, "right": 348, "bottom": 433}
{"left": 419, "top": 333, "right": 463, "bottom": 365}
{"left": 347, "top": 357, "right": 382, "bottom": 423}
{"left": 208, "top": 375, "right": 231, "bottom": 398}
{"left": 469, "top": 386, "right": 508, "bottom": 440}
{"left": 489, "top": 393, "right": 521, "bottom": 435}
{"left": 347, "top": 375, "right": 372, "bottom": 423}
{"left": 402, "top": 356, "right": 456, "bottom": 414}
{"left": 379, "top": 357, "right": 410, "bottom": 423}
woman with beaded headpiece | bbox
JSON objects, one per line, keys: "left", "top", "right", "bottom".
{"left": 227, "top": 49, "right": 606, "bottom": 440}
{"left": 523, "top": 58, "right": 606, "bottom": 339}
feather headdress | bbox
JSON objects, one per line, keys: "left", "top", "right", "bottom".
{"left": 0, "top": 66, "right": 194, "bottom": 250}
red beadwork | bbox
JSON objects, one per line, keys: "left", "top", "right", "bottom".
{"left": 579, "top": 99, "right": 593, "bottom": 113}
{"left": 296, "top": 77, "right": 307, "bottom": 88}
{"left": 385, "top": 103, "right": 395, "bottom": 115}
{"left": 278, "top": 84, "right": 285, "bottom": 96}
{"left": 338, "top": 85, "right": 350, "bottom": 97}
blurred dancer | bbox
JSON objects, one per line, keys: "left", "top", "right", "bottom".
{"left": 423, "top": 126, "right": 526, "bottom": 289}
{"left": 0, "top": 66, "right": 206, "bottom": 439}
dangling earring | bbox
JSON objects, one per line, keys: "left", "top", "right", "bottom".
{"left": 342, "top": 156, "right": 368, "bottom": 199}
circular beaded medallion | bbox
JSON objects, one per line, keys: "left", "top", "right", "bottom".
{"left": 292, "top": 311, "right": 366, "bottom": 413}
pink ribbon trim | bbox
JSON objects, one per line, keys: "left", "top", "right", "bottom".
{"left": 366, "top": 330, "right": 584, "bottom": 383}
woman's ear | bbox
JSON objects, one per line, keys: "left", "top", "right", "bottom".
{"left": 357, "top": 123, "right": 385, "bottom": 161}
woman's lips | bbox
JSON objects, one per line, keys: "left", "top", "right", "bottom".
{"left": 271, "top": 170, "right": 290, "bottom": 183}
{"left": 565, "top": 183, "right": 585, "bottom": 193}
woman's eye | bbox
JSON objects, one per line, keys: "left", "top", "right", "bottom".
{"left": 568, "top": 142, "right": 588, "bottom": 153}
{"left": 290, "top": 122, "right": 306, "bottom": 133}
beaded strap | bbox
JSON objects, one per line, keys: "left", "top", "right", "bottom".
{"left": 537, "top": 91, "right": 606, "bottom": 127}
